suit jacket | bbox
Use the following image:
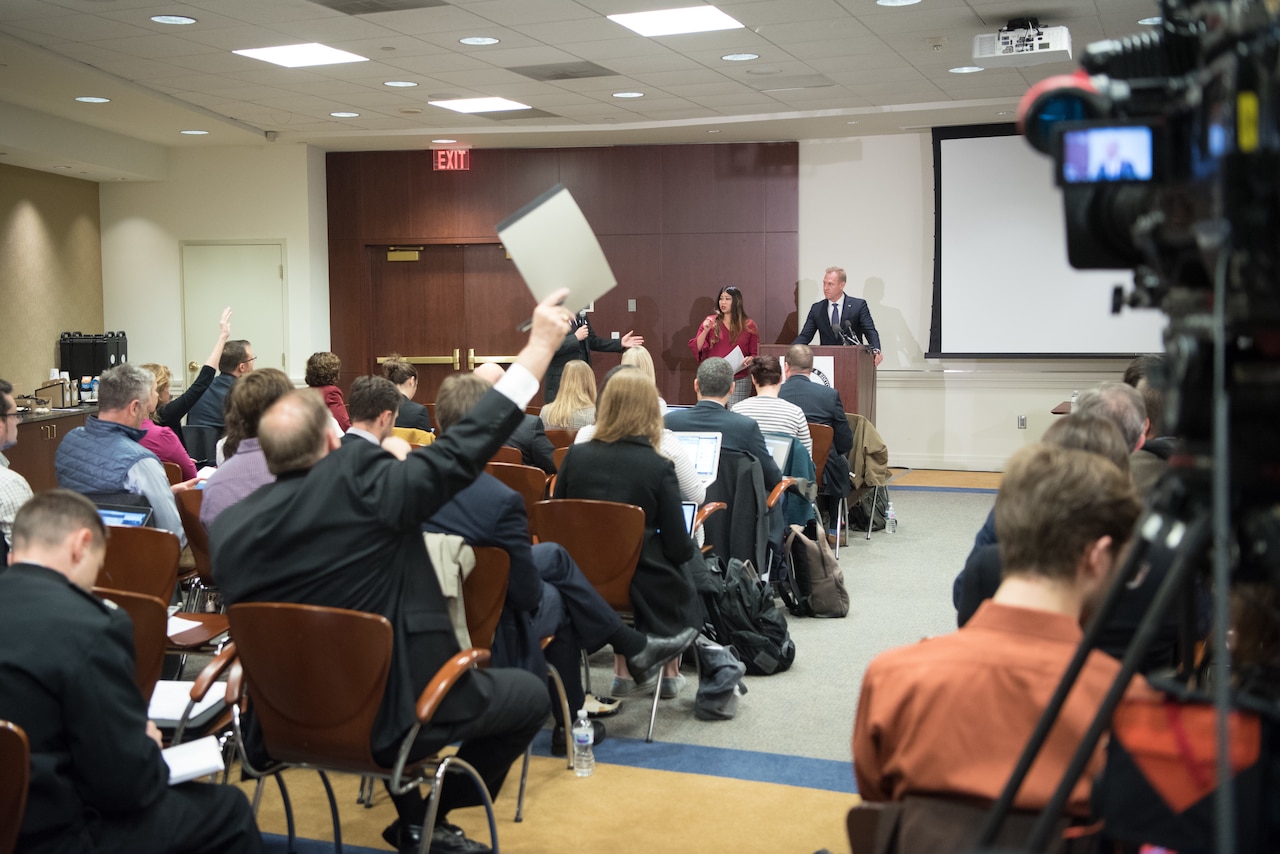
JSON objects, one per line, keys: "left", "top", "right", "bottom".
{"left": 545, "top": 316, "right": 622, "bottom": 402}
{"left": 185, "top": 372, "right": 236, "bottom": 429}
{"left": 395, "top": 397, "right": 434, "bottom": 433}
{"left": 210, "top": 388, "right": 523, "bottom": 756}
{"left": 0, "top": 564, "right": 169, "bottom": 852}
{"left": 665, "top": 399, "right": 782, "bottom": 490}
{"left": 794, "top": 294, "right": 881, "bottom": 350}
{"left": 506, "top": 414, "right": 557, "bottom": 474}
{"left": 778, "top": 375, "right": 854, "bottom": 496}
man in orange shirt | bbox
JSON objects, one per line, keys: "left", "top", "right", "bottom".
{"left": 853, "top": 444, "right": 1142, "bottom": 816}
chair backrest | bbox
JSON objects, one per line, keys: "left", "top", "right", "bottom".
{"left": 96, "top": 526, "right": 182, "bottom": 603}
{"left": 175, "top": 489, "right": 212, "bottom": 583}
{"left": 94, "top": 587, "right": 168, "bottom": 701}
{"left": 462, "top": 547, "right": 510, "bottom": 651}
{"left": 162, "top": 461, "right": 183, "bottom": 486}
{"left": 392, "top": 426, "right": 434, "bottom": 446}
{"left": 543, "top": 428, "right": 577, "bottom": 449}
{"left": 181, "top": 425, "right": 220, "bottom": 468}
{"left": 484, "top": 462, "right": 549, "bottom": 521}
{"left": 0, "top": 720, "right": 29, "bottom": 854}
{"left": 847, "top": 797, "right": 1073, "bottom": 854}
{"left": 424, "top": 402, "right": 438, "bottom": 433}
{"left": 531, "top": 499, "right": 644, "bottom": 612}
{"left": 808, "top": 423, "right": 834, "bottom": 490}
{"left": 552, "top": 445, "right": 570, "bottom": 471}
{"left": 227, "top": 602, "right": 393, "bottom": 772}
{"left": 491, "top": 445, "right": 522, "bottom": 465}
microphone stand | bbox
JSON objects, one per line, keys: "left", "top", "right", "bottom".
{"left": 839, "top": 318, "right": 858, "bottom": 346}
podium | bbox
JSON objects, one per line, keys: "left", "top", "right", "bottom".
{"left": 760, "top": 344, "right": 877, "bottom": 424}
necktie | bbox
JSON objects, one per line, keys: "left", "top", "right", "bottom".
{"left": 830, "top": 302, "right": 839, "bottom": 332}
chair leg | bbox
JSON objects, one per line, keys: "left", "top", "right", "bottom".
{"left": 579, "top": 648, "right": 592, "bottom": 696}
{"left": 356, "top": 774, "right": 375, "bottom": 807}
{"left": 316, "top": 770, "right": 343, "bottom": 854}
{"left": 865, "top": 485, "right": 880, "bottom": 540}
{"left": 645, "top": 669, "right": 662, "bottom": 743}
{"left": 514, "top": 746, "right": 531, "bottom": 823}
{"left": 546, "top": 663, "right": 573, "bottom": 771}
{"left": 268, "top": 774, "right": 297, "bottom": 854}
{"left": 421, "top": 757, "right": 499, "bottom": 854}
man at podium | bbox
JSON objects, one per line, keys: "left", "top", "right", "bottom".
{"left": 794, "top": 266, "right": 883, "bottom": 367}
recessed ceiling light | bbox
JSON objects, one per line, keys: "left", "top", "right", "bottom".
{"left": 432, "top": 139, "right": 457, "bottom": 144}
{"left": 721, "top": 52, "right": 758, "bottom": 61}
{"left": 384, "top": 80, "right": 418, "bottom": 88}
{"left": 75, "top": 96, "right": 110, "bottom": 103}
{"left": 428, "top": 97, "right": 530, "bottom": 114}
{"left": 847, "top": 120, "right": 859, "bottom": 125}
{"left": 459, "top": 36, "right": 500, "bottom": 46}
{"left": 608, "top": 6, "right": 744, "bottom": 38}
{"left": 151, "top": 14, "right": 197, "bottom": 25}
{"left": 707, "top": 129, "right": 721, "bottom": 134}
{"left": 1139, "top": 16, "right": 1162, "bottom": 25}
{"left": 233, "top": 43, "right": 368, "bottom": 68}
{"left": 876, "top": 0, "right": 921, "bottom": 6}
{"left": 949, "top": 66, "right": 984, "bottom": 74}
{"left": 612, "top": 91, "right": 644, "bottom": 99}
{"left": 180, "top": 129, "right": 209, "bottom": 135}
{"left": 330, "top": 111, "right": 360, "bottom": 118}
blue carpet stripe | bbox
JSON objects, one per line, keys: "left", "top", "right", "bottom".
{"left": 529, "top": 729, "right": 857, "bottom": 794}
{"left": 264, "top": 834, "right": 382, "bottom": 853}
{"left": 892, "top": 485, "right": 998, "bottom": 495}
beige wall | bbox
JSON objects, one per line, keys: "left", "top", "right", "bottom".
{"left": 0, "top": 162, "right": 104, "bottom": 398}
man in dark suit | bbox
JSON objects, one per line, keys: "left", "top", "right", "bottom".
{"left": 422, "top": 374, "right": 695, "bottom": 752}
{"left": 794, "top": 266, "right": 882, "bottom": 366}
{"left": 186, "top": 338, "right": 255, "bottom": 429}
{"left": 0, "top": 490, "right": 261, "bottom": 854}
{"left": 474, "top": 363, "right": 556, "bottom": 473}
{"left": 665, "top": 357, "right": 782, "bottom": 491}
{"left": 544, "top": 312, "right": 643, "bottom": 402}
{"left": 211, "top": 290, "right": 574, "bottom": 854}
{"left": 779, "top": 344, "right": 855, "bottom": 528}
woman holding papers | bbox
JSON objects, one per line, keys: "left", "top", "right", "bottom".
{"left": 689, "top": 285, "right": 759, "bottom": 406}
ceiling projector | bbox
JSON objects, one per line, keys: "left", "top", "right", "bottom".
{"left": 972, "top": 17, "right": 1072, "bottom": 68}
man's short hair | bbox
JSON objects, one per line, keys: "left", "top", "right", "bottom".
{"left": 96, "top": 363, "right": 153, "bottom": 412}
{"left": 347, "top": 376, "right": 401, "bottom": 424}
{"left": 1122, "top": 354, "right": 1164, "bottom": 388}
{"left": 786, "top": 344, "right": 814, "bottom": 372}
{"left": 1075, "top": 382, "right": 1146, "bottom": 451}
{"left": 258, "top": 390, "right": 330, "bottom": 475}
{"left": 696, "top": 358, "right": 734, "bottom": 399}
{"left": 0, "top": 378, "right": 11, "bottom": 415}
{"left": 219, "top": 339, "right": 251, "bottom": 374}
{"left": 435, "top": 375, "right": 490, "bottom": 435}
{"left": 996, "top": 444, "right": 1140, "bottom": 582}
{"left": 824, "top": 266, "right": 847, "bottom": 284}
{"left": 749, "top": 355, "right": 782, "bottom": 387}
{"left": 11, "top": 489, "right": 106, "bottom": 552}
{"left": 1042, "top": 413, "right": 1131, "bottom": 474}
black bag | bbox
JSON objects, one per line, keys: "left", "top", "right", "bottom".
{"left": 701, "top": 557, "right": 796, "bottom": 676}
{"left": 849, "top": 486, "right": 889, "bottom": 531}
{"left": 785, "top": 523, "right": 850, "bottom": 618}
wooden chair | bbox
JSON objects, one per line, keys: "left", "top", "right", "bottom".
{"left": 807, "top": 422, "right": 847, "bottom": 555}
{"left": 175, "top": 489, "right": 216, "bottom": 612}
{"left": 224, "top": 603, "right": 500, "bottom": 853}
{"left": 163, "top": 461, "right": 183, "bottom": 486}
{"left": 543, "top": 429, "right": 577, "bottom": 449}
{"left": 94, "top": 587, "right": 168, "bottom": 701}
{"left": 484, "top": 463, "right": 549, "bottom": 522}
{"left": 552, "top": 445, "right": 570, "bottom": 471}
{"left": 0, "top": 721, "right": 29, "bottom": 854}
{"left": 491, "top": 445, "right": 522, "bottom": 465}
{"left": 846, "top": 797, "right": 1079, "bottom": 854}
{"left": 424, "top": 402, "right": 439, "bottom": 433}
{"left": 392, "top": 426, "right": 434, "bottom": 446}
{"left": 531, "top": 499, "right": 685, "bottom": 743}
{"left": 461, "top": 546, "right": 510, "bottom": 653}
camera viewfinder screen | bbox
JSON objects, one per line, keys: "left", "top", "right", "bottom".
{"left": 1061, "top": 126, "right": 1153, "bottom": 183}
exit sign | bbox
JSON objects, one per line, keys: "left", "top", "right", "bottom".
{"left": 432, "top": 149, "right": 470, "bottom": 171}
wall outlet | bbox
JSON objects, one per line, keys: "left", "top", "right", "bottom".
{"left": 628, "top": 298, "right": 636, "bottom": 312}
{"left": 611, "top": 331, "right": 620, "bottom": 339}
{"left": 1017, "top": 415, "right": 1027, "bottom": 429}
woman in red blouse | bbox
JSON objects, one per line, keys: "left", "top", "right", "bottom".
{"left": 688, "top": 285, "right": 758, "bottom": 406}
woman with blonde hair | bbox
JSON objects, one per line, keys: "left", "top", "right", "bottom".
{"left": 554, "top": 370, "right": 698, "bottom": 697}
{"left": 620, "top": 344, "right": 667, "bottom": 413}
{"left": 540, "top": 360, "right": 596, "bottom": 429}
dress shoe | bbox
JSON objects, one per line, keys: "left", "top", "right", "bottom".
{"left": 550, "top": 719, "right": 607, "bottom": 757}
{"left": 624, "top": 627, "right": 697, "bottom": 682}
{"left": 382, "top": 820, "right": 491, "bottom": 854}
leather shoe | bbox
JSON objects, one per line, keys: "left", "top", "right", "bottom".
{"left": 550, "top": 719, "right": 606, "bottom": 757}
{"left": 624, "top": 627, "right": 697, "bottom": 682}
{"left": 382, "top": 821, "right": 491, "bottom": 854}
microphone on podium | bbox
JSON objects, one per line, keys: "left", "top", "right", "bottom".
{"left": 840, "top": 316, "right": 858, "bottom": 346}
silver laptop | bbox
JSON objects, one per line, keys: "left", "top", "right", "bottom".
{"left": 762, "top": 432, "right": 794, "bottom": 472}
{"left": 672, "top": 431, "right": 722, "bottom": 488}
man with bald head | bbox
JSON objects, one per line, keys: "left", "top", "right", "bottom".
{"left": 212, "top": 290, "right": 575, "bottom": 854}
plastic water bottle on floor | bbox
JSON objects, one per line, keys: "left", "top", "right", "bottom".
{"left": 572, "top": 709, "right": 594, "bottom": 777}
{"left": 885, "top": 501, "right": 898, "bottom": 534}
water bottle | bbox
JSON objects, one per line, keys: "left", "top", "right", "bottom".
{"left": 90, "top": 377, "right": 100, "bottom": 403}
{"left": 885, "top": 501, "right": 898, "bottom": 534}
{"left": 1070, "top": 389, "right": 1079, "bottom": 412}
{"left": 572, "top": 709, "right": 594, "bottom": 777}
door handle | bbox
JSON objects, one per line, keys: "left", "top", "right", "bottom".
{"left": 188, "top": 361, "right": 199, "bottom": 373}
{"left": 466, "top": 350, "right": 518, "bottom": 371}
{"left": 377, "top": 350, "right": 462, "bottom": 371}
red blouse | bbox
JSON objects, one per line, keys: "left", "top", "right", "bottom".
{"left": 688, "top": 318, "right": 759, "bottom": 380}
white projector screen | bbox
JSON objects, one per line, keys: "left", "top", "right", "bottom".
{"left": 930, "top": 126, "right": 1165, "bottom": 357}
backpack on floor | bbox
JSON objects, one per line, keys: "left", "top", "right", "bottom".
{"left": 848, "top": 486, "right": 890, "bottom": 532}
{"left": 700, "top": 557, "right": 796, "bottom": 676}
{"left": 785, "top": 523, "right": 850, "bottom": 618}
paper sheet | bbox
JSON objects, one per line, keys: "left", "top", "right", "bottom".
{"left": 162, "top": 735, "right": 225, "bottom": 785}
{"left": 148, "top": 680, "right": 226, "bottom": 722}
{"left": 496, "top": 184, "right": 617, "bottom": 313}
{"left": 724, "top": 346, "right": 745, "bottom": 372}
{"left": 167, "top": 615, "right": 202, "bottom": 635}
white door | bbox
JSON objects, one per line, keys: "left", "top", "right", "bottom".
{"left": 180, "top": 242, "right": 287, "bottom": 386}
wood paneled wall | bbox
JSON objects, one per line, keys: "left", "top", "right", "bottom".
{"left": 327, "top": 143, "right": 799, "bottom": 404}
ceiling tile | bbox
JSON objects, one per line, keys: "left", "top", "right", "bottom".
{"left": 86, "top": 33, "right": 219, "bottom": 59}
{"left": 8, "top": 13, "right": 154, "bottom": 41}
{"left": 357, "top": 5, "right": 497, "bottom": 35}
{"left": 463, "top": 0, "right": 596, "bottom": 26}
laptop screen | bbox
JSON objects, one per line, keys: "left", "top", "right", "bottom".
{"left": 681, "top": 501, "right": 697, "bottom": 535}
{"left": 97, "top": 504, "right": 153, "bottom": 528}
{"left": 763, "top": 433, "right": 793, "bottom": 471}
{"left": 672, "top": 431, "right": 722, "bottom": 486}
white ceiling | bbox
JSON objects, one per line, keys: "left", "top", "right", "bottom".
{"left": 0, "top": 0, "right": 1160, "bottom": 181}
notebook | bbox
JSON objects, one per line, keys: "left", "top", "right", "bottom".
{"left": 672, "top": 431, "right": 722, "bottom": 487}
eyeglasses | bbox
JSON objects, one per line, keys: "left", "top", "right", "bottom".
{"left": 3, "top": 412, "right": 22, "bottom": 423}
{"left": 241, "top": 357, "right": 258, "bottom": 365}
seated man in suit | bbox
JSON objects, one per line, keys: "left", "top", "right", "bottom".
{"left": 0, "top": 490, "right": 262, "bottom": 854}
{"left": 185, "top": 338, "right": 255, "bottom": 430}
{"left": 793, "top": 266, "right": 882, "bottom": 366}
{"left": 473, "top": 363, "right": 556, "bottom": 473}
{"left": 211, "top": 290, "right": 572, "bottom": 854}
{"left": 54, "top": 362, "right": 190, "bottom": 547}
{"left": 853, "top": 444, "right": 1142, "bottom": 817}
{"left": 777, "top": 344, "right": 854, "bottom": 533}
{"left": 664, "top": 357, "right": 782, "bottom": 491}
{"left": 421, "top": 374, "right": 696, "bottom": 752}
